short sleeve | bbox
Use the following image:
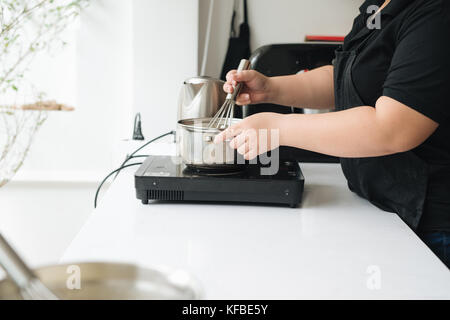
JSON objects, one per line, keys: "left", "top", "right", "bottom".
{"left": 383, "top": 3, "right": 450, "bottom": 124}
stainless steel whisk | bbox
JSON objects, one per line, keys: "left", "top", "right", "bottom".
{"left": 208, "top": 59, "right": 251, "bottom": 129}
{"left": 0, "top": 233, "right": 59, "bottom": 300}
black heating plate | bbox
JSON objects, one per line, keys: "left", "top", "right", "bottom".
{"left": 135, "top": 156, "right": 305, "bottom": 208}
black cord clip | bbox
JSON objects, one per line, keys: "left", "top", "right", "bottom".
{"left": 133, "top": 113, "right": 145, "bottom": 141}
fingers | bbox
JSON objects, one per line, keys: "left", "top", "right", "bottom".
{"left": 223, "top": 87, "right": 251, "bottom": 105}
{"left": 236, "top": 134, "right": 258, "bottom": 161}
{"left": 230, "top": 131, "right": 248, "bottom": 149}
{"left": 237, "top": 140, "right": 250, "bottom": 155}
{"left": 225, "top": 70, "right": 238, "bottom": 93}
{"left": 224, "top": 70, "right": 263, "bottom": 104}
{"left": 214, "top": 126, "right": 260, "bottom": 161}
{"left": 213, "top": 124, "right": 242, "bottom": 144}
{"left": 235, "top": 93, "right": 251, "bottom": 106}
{"left": 244, "top": 149, "right": 258, "bottom": 161}
{"left": 213, "top": 130, "right": 227, "bottom": 144}
{"left": 226, "top": 70, "right": 254, "bottom": 83}
{"left": 234, "top": 70, "right": 255, "bottom": 82}
{"left": 223, "top": 82, "right": 234, "bottom": 94}
{"left": 227, "top": 69, "right": 254, "bottom": 83}
{"left": 230, "top": 129, "right": 258, "bottom": 160}
{"left": 226, "top": 70, "right": 238, "bottom": 83}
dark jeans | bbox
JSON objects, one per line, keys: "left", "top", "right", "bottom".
{"left": 419, "top": 232, "right": 450, "bottom": 269}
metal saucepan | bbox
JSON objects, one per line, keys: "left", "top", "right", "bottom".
{"left": 177, "top": 117, "right": 244, "bottom": 169}
{"left": 0, "top": 262, "right": 202, "bottom": 300}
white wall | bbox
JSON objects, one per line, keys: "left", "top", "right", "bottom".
{"left": 133, "top": 0, "right": 199, "bottom": 139}
{"left": 199, "top": 0, "right": 361, "bottom": 78}
{"left": 16, "top": 0, "right": 134, "bottom": 182}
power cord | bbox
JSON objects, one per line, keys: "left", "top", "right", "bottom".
{"left": 114, "top": 130, "right": 176, "bottom": 179}
{"left": 94, "top": 163, "right": 143, "bottom": 208}
{"left": 94, "top": 130, "right": 176, "bottom": 208}
{"left": 127, "top": 155, "right": 149, "bottom": 160}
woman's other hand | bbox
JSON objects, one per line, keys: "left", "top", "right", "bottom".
{"left": 214, "top": 113, "right": 282, "bottom": 160}
{"left": 224, "top": 69, "right": 272, "bottom": 105}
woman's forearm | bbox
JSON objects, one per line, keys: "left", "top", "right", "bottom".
{"left": 268, "top": 65, "right": 335, "bottom": 109}
{"left": 277, "top": 105, "right": 429, "bottom": 158}
{"left": 215, "top": 96, "right": 438, "bottom": 160}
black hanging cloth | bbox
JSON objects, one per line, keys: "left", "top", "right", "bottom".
{"left": 220, "top": 0, "right": 251, "bottom": 81}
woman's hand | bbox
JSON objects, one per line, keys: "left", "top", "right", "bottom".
{"left": 214, "top": 113, "right": 283, "bottom": 160}
{"left": 224, "top": 69, "right": 273, "bottom": 105}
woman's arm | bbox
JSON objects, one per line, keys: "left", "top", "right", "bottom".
{"left": 270, "top": 65, "right": 335, "bottom": 109}
{"left": 280, "top": 96, "right": 438, "bottom": 157}
{"left": 224, "top": 65, "right": 335, "bottom": 110}
{"left": 215, "top": 96, "right": 438, "bottom": 160}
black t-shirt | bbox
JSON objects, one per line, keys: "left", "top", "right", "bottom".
{"left": 343, "top": 0, "right": 450, "bottom": 232}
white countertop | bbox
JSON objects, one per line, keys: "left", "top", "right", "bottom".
{"left": 61, "top": 143, "right": 450, "bottom": 299}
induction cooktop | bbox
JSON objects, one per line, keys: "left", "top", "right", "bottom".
{"left": 135, "top": 156, "right": 304, "bottom": 208}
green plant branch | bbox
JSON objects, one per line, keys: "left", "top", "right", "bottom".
{"left": 0, "top": 0, "right": 47, "bottom": 37}
{"left": 0, "top": 0, "right": 89, "bottom": 187}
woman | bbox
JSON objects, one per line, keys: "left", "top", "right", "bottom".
{"left": 215, "top": 0, "right": 450, "bottom": 268}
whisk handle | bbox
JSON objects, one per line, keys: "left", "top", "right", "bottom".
{"left": 0, "top": 233, "right": 36, "bottom": 289}
{"left": 227, "top": 59, "right": 251, "bottom": 101}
